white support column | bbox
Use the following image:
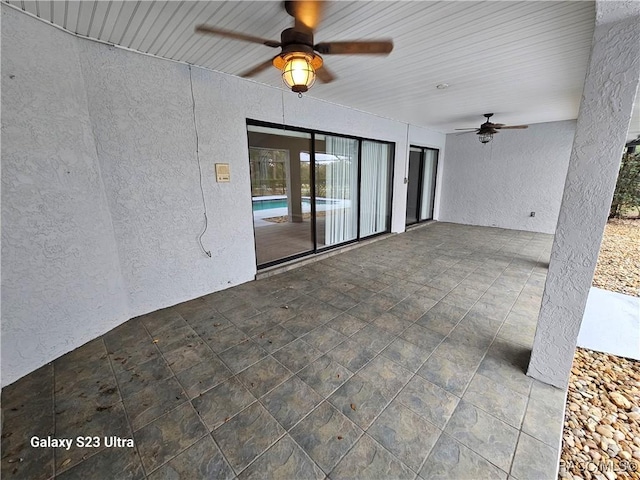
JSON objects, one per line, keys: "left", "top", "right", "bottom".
{"left": 528, "top": 0, "right": 640, "bottom": 388}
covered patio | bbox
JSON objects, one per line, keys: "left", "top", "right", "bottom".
{"left": 2, "top": 223, "right": 566, "bottom": 479}
{"left": 2, "top": 1, "right": 640, "bottom": 479}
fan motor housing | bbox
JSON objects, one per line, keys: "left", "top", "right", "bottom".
{"left": 273, "top": 28, "right": 323, "bottom": 71}
{"left": 281, "top": 27, "right": 314, "bottom": 49}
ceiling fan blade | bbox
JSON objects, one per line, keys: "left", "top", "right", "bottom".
{"left": 314, "top": 40, "right": 393, "bottom": 55}
{"left": 497, "top": 125, "right": 529, "bottom": 129}
{"left": 456, "top": 131, "right": 478, "bottom": 136}
{"left": 315, "top": 65, "right": 335, "bottom": 83}
{"left": 286, "top": 0, "right": 325, "bottom": 30}
{"left": 240, "top": 58, "right": 276, "bottom": 78}
{"left": 195, "top": 25, "right": 281, "bottom": 48}
{"left": 454, "top": 128, "right": 478, "bottom": 131}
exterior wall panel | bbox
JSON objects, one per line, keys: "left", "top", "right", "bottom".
{"left": 440, "top": 121, "right": 575, "bottom": 234}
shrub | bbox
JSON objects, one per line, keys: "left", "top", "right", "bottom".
{"left": 609, "top": 150, "right": 640, "bottom": 219}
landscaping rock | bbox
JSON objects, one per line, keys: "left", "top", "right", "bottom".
{"left": 561, "top": 348, "right": 640, "bottom": 480}
{"left": 591, "top": 219, "right": 639, "bottom": 296}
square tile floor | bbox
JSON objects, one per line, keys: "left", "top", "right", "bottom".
{"left": 1, "top": 222, "right": 568, "bottom": 479}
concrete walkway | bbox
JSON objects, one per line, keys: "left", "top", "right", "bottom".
{"left": 578, "top": 287, "right": 640, "bottom": 360}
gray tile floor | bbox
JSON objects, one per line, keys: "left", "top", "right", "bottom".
{"left": 1, "top": 222, "right": 568, "bottom": 480}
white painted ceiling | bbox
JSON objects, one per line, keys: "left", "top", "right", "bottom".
{"left": 5, "top": 0, "right": 639, "bottom": 140}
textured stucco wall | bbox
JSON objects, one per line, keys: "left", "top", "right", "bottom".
{"left": 77, "top": 43, "right": 266, "bottom": 316}
{"left": 528, "top": 0, "right": 640, "bottom": 388}
{"left": 439, "top": 120, "right": 576, "bottom": 234}
{"left": 1, "top": 6, "right": 129, "bottom": 386}
{"left": 1, "top": 6, "right": 446, "bottom": 386}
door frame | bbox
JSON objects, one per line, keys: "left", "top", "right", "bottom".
{"left": 247, "top": 119, "right": 396, "bottom": 269}
{"left": 406, "top": 145, "right": 439, "bottom": 226}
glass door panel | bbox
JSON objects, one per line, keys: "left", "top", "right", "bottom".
{"left": 419, "top": 149, "right": 438, "bottom": 221}
{"left": 248, "top": 125, "right": 313, "bottom": 266}
{"left": 360, "top": 141, "right": 392, "bottom": 237}
{"left": 406, "top": 148, "right": 422, "bottom": 225}
{"left": 315, "top": 134, "right": 359, "bottom": 248}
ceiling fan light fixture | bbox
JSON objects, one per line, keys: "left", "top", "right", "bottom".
{"left": 277, "top": 53, "right": 319, "bottom": 93}
{"left": 196, "top": 2, "right": 394, "bottom": 93}
{"left": 478, "top": 132, "right": 493, "bottom": 144}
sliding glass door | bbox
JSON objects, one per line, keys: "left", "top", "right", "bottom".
{"left": 361, "top": 141, "right": 393, "bottom": 237}
{"left": 406, "top": 148, "right": 422, "bottom": 225}
{"left": 406, "top": 146, "right": 438, "bottom": 225}
{"left": 248, "top": 125, "right": 313, "bottom": 267}
{"left": 420, "top": 148, "right": 438, "bottom": 221}
{"left": 315, "top": 135, "right": 359, "bottom": 249}
{"left": 248, "top": 121, "right": 394, "bottom": 268}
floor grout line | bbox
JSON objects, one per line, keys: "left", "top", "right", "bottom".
{"left": 103, "top": 336, "right": 149, "bottom": 479}
{"left": 133, "top": 316, "right": 229, "bottom": 478}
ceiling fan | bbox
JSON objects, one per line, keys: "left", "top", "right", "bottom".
{"left": 195, "top": 0, "right": 393, "bottom": 94}
{"left": 456, "top": 113, "right": 529, "bottom": 144}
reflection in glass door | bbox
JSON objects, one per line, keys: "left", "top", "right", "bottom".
{"left": 248, "top": 125, "right": 313, "bottom": 267}
{"left": 406, "top": 146, "right": 438, "bottom": 225}
{"left": 248, "top": 121, "right": 395, "bottom": 268}
{"left": 420, "top": 148, "right": 438, "bottom": 221}
{"left": 314, "top": 135, "right": 359, "bottom": 249}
